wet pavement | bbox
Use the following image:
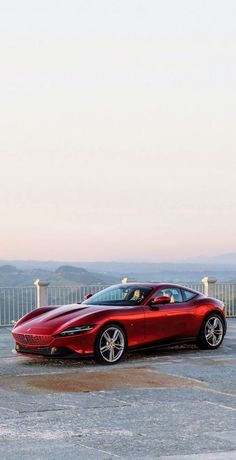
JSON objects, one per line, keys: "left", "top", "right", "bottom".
{"left": 0, "top": 321, "right": 236, "bottom": 459}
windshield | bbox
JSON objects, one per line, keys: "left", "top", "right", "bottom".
{"left": 83, "top": 285, "right": 153, "bottom": 306}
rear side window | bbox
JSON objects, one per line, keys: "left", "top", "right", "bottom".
{"left": 154, "top": 287, "right": 183, "bottom": 303}
{"left": 182, "top": 289, "right": 197, "bottom": 301}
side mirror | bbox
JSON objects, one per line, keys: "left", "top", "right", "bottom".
{"left": 150, "top": 295, "right": 171, "bottom": 306}
{"left": 83, "top": 293, "right": 93, "bottom": 301}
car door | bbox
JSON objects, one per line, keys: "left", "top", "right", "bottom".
{"left": 143, "top": 286, "right": 196, "bottom": 345}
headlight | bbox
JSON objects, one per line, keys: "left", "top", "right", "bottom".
{"left": 54, "top": 325, "right": 94, "bottom": 337}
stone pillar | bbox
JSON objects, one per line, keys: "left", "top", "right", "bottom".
{"left": 202, "top": 276, "right": 217, "bottom": 298}
{"left": 121, "top": 277, "right": 128, "bottom": 284}
{"left": 121, "top": 277, "right": 136, "bottom": 283}
{"left": 34, "top": 279, "right": 49, "bottom": 308}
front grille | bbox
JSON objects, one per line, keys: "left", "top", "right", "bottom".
{"left": 13, "top": 333, "right": 51, "bottom": 346}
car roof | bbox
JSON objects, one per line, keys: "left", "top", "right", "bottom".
{"left": 117, "top": 282, "right": 201, "bottom": 293}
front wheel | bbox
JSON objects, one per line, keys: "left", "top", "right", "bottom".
{"left": 197, "top": 314, "right": 225, "bottom": 349}
{"left": 94, "top": 324, "right": 126, "bottom": 364}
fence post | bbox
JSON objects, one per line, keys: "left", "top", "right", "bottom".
{"left": 202, "top": 276, "right": 217, "bottom": 298}
{"left": 34, "top": 279, "right": 49, "bottom": 308}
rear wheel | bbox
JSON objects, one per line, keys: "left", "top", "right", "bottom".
{"left": 94, "top": 324, "right": 126, "bottom": 364}
{"left": 197, "top": 314, "right": 225, "bottom": 349}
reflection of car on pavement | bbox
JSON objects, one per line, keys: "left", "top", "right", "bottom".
{"left": 12, "top": 282, "right": 227, "bottom": 364}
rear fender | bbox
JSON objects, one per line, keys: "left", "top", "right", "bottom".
{"left": 198, "top": 310, "right": 227, "bottom": 336}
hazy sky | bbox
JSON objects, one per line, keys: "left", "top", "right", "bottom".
{"left": 1, "top": 0, "right": 236, "bottom": 262}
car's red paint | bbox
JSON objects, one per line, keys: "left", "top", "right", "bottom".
{"left": 12, "top": 283, "right": 227, "bottom": 361}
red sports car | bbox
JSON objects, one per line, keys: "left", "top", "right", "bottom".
{"left": 12, "top": 283, "right": 227, "bottom": 364}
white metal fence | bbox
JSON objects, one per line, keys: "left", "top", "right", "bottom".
{"left": 0, "top": 285, "right": 109, "bottom": 326}
{"left": 166, "top": 282, "right": 236, "bottom": 317}
{"left": 1, "top": 282, "right": 236, "bottom": 326}
{"left": 48, "top": 285, "right": 109, "bottom": 306}
{"left": 183, "top": 282, "right": 205, "bottom": 293}
{"left": 215, "top": 283, "right": 236, "bottom": 317}
{"left": 0, "top": 287, "right": 36, "bottom": 326}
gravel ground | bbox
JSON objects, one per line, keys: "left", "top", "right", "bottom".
{"left": 0, "top": 320, "right": 236, "bottom": 459}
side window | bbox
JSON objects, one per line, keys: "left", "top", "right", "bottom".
{"left": 182, "top": 289, "right": 197, "bottom": 302}
{"left": 154, "top": 287, "right": 183, "bottom": 303}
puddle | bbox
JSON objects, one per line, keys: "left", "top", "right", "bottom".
{"left": 0, "top": 366, "right": 201, "bottom": 393}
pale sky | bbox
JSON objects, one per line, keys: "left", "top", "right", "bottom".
{"left": 0, "top": 0, "right": 236, "bottom": 262}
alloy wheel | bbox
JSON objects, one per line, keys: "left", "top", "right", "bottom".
{"left": 204, "top": 316, "right": 224, "bottom": 347}
{"left": 99, "top": 326, "right": 125, "bottom": 363}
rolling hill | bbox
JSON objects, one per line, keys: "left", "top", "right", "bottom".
{"left": 0, "top": 265, "right": 119, "bottom": 287}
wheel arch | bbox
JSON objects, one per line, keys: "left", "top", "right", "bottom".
{"left": 199, "top": 309, "right": 226, "bottom": 334}
{"left": 94, "top": 320, "right": 128, "bottom": 348}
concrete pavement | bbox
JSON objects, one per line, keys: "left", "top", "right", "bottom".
{"left": 0, "top": 321, "right": 236, "bottom": 459}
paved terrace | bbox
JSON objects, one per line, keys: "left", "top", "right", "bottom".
{"left": 0, "top": 322, "right": 236, "bottom": 460}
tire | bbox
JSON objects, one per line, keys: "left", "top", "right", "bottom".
{"left": 197, "top": 313, "right": 225, "bottom": 350}
{"left": 94, "top": 324, "right": 126, "bottom": 365}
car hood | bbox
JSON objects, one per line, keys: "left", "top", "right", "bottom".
{"left": 13, "top": 303, "right": 112, "bottom": 335}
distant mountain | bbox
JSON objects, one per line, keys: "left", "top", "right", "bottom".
{"left": 1, "top": 254, "right": 236, "bottom": 284}
{"left": 0, "top": 265, "right": 17, "bottom": 273}
{"left": 183, "top": 253, "right": 236, "bottom": 264}
{"left": 54, "top": 265, "right": 116, "bottom": 285}
{"left": 213, "top": 253, "right": 236, "bottom": 264}
{"left": 1, "top": 253, "right": 236, "bottom": 271}
{"left": 0, "top": 265, "right": 118, "bottom": 287}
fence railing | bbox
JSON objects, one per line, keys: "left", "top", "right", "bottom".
{"left": 183, "top": 282, "right": 205, "bottom": 293}
{"left": 48, "top": 285, "right": 109, "bottom": 306}
{"left": 1, "top": 280, "right": 236, "bottom": 326}
{"left": 0, "top": 287, "right": 36, "bottom": 326}
{"left": 215, "top": 283, "right": 236, "bottom": 317}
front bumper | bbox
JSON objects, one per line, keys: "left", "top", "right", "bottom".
{"left": 12, "top": 329, "right": 96, "bottom": 357}
{"left": 14, "top": 343, "right": 93, "bottom": 359}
